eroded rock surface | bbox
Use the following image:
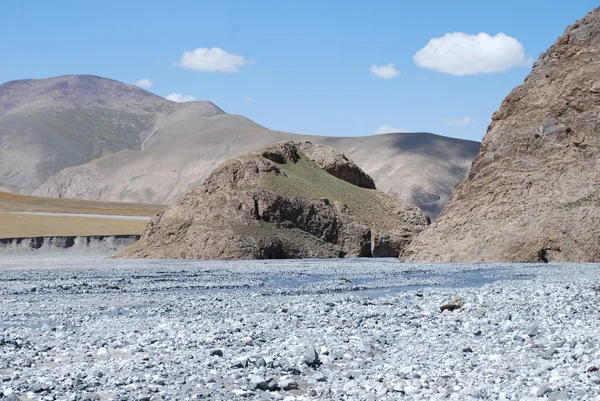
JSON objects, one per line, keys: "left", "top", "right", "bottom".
{"left": 405, "top": 7, "right": 600, "bottom": 262}
{"left": 120, "top": 141, "right": 428, "bottom": 259}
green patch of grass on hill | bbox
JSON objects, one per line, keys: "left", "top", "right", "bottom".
{"left": 259, "top": 152, "right": 412, "bottom": 231}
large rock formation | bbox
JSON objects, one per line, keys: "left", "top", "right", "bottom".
{"left": 120, "top": 141, "right": 429, "bottom": 260}
{"left": 404, "top": 7, "right": 600, "bottom": 262}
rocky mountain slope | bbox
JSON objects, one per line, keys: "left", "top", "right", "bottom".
{"left": 404, "top": 7, "right": 600, "bottom": 262}
{"left": 0, "top": 75, "right": 259, "bottom": 189}
{"left": 119, "top": 141, "right": 429, "bottom": 259}
{"left": 0, "top": 74, "right": 479, "bottom": 218}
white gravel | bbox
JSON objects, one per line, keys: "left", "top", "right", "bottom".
{"left": 1, "top": 257, "right": 600, "bottom": 400}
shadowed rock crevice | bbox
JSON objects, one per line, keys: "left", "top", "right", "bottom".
{"left": 119, "top": 141, "right": 429, "bottom": 260}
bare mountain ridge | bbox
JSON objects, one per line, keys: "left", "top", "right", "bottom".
{"left": 0, "top": 74, "right": 480, "bottom": 217}
{"left": 0, "top": 75, "right": 168, "bottom": 115}
{"left": 0, "top": 75, "right": 260, "bottom": 188}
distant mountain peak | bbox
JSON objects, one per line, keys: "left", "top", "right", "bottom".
{"left": 0, "top": 74, "right": 167, "bottom": 115}
{"left": 0, "top": 73, "right": 262, "bottom": 189}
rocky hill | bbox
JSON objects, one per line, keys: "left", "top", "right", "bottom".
{"left": 404, "top": 7, "right": 600, "bottom": 262}
{"left": 0, "top": 74, "right": 479, "bottom": 218}
{"left": 119, "top": 141, "right": 429, "bottom": 259}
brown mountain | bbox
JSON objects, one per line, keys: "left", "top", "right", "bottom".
{"left": 404, "top": 7, "right": 600, "bottom": 262}
{"left": 0, "top": 74, "right": 259, "bottom": 189}
{"left": 119, "top": 141, "right": 429, "bottom": 260}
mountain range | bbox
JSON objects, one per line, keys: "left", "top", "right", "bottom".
{"left": 0, "top": 74, "right": 480, "bottom": 218}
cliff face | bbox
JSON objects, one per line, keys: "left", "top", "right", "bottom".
{"left": 405, "top": 7, "right": 600, "bottom": 262}
{"left": 119, "top": 141, "right": 429, "bottom": 260}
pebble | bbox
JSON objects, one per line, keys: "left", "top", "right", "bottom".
{"left": 300, "top": 347, "right": 321, "bottom": 367}
{"left": 1, "top": 257, "right": 600, "bottom": 400}
{"left": 278, "top": 378, "right": 298, "bottom": 391}
{"left": 313, "top": 372, "right": 327, "bottom": 382}
{"left": 209, "top": 349, "right": 223, "bottom": 357}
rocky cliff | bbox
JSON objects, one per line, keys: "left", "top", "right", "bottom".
{"left": 404, "top": 7, "right": 600, "bottom": 262}
{"left": 120, "top": 141, "right": 429, "bottom": 260}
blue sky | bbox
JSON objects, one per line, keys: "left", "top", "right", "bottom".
{"left": 1, "top": 1, "right": 598, "bottom": 142}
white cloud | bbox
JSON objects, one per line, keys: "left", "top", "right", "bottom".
{"left": 374, "top": 125, "right": 406, "bottom": 135}
{"left": 135, "top": 78, "right": 153, "bottom": 89}
{"left": 165, "top": 93, "right": 197, "bottom": 102}
{"left": 173, "top": 47, "right": 253, "bottom": 73}
{"left": 370, "top": 63, "right": 399, "bottom": 79}
{"left": 413, "top": 32, "right": 532, "bottom": 76}
{"left": 243, "top": 96, "right": 254, "bottom": 102}
{"left": 443, "top": 117, "right": 476, "bottom": 126}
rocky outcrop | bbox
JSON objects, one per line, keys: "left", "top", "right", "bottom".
{"left": 293, "top": 142, "right": 376, "bottom": 189}
{"left": 404, "top": 7, "right": 600, "bottom": 262}
{"left": 120, "top": 141, "right": 429, "bottom": 260}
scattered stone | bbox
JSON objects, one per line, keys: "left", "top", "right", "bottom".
{"left": 439, "top": 303, "right": 461, "bottom": 312}
{"left": 31, "top": 382, "right": 49, "bottom": 393}
{"left": 542, "top": 348, "right": 558, "bottom": 359}
{"left": 209, "top": 349, "right": 223, "bottom": 357}
{"left": 314, "top": 372, "right": 327, "bottom": 382}
{"left": 277, "top": 378, "right": 298, "bottom": 391}
{"left": 232, "top": 357, "right": 249, "bottom": 369}
{"left": 547, "top": 391, "right": 568, "bottom": 401}
{"left": 300, "top": 347, "right": 321, "bottom": 368}
{"left": 1, "top": 256, "right": 600, "bottom": 400}
{"left": 266, "top": 380, "right": 280, "bottom": 392}
{"left": 248, "top": 375, "right": 270, "bottom": 391}
{"left": 536, "top": 386, "right": 552, "bottom": 397}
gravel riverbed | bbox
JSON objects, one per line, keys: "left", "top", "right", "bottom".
{"left": 1, "top": 256, "right": 600, "bottom": 400}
